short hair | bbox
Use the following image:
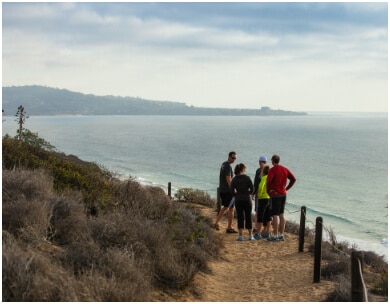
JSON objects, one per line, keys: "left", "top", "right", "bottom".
{"left": 271, "top": 154, "right": 280, "bottom": 164}
{"left": 229, "top": 151, "right": 236, "bottom": 158}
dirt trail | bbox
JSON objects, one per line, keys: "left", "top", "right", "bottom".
{"left": 152, "top": 205, "right": 335, "bottom": 302}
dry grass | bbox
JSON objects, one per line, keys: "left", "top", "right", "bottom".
{"left": 2, "top": 165, "right": 386, "bottom": 301}
{"left": 304, "top": 226, "right": 388, "bottom": 301}
{"left": 174, "top": 188, "right": 216, "bottom": 207}
{"left": 2, "top": 169, "right": 220, "bottom": 301}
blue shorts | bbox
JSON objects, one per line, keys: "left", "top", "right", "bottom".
{"left": 220, "top": 192, "right": 234, "bottom": 208}
{"left": 270, "top": 195, "right": 286, "bottom": 216}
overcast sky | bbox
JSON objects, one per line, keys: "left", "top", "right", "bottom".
{"left": 2, "top": 2, "right": 388, "bottom": 112}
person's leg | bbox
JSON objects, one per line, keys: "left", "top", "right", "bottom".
{"left": 255, "top": 202, "right": 263, "bottom": 239}
{"left": 272, "top": 215, "right": 279, "bottom": 236}
{"left": 257, "top": 199, "right": 268, "bottom": 236}
{"left": 227, "top": 207, "right": 235, "bottom": 230}
{"left": 279, "top": 196, "right": 287, "bottom": 236}
{"left": 214, "top": 206, "right": 228, "bottom": 228}
{"left": 264, "top": 200, "right": 271, "bottom": 235}
{"left": 269, "top": 197, "right": 281, "bottom": 240}
{"left": 244, "top": 201, "right": 254, "bottom": 239}
{"left": 236, "top": 203, "right": 244, "bottom": 231}
{"left": 235, "top": 201, "right": 244, "bottom": 239}
{"left": 253, "top": 197, "right": 259, "bottom": 232}
{"left": 257, "top": 223, "right": 264, "bottom": 234}
{"left": 279, "top": 214, "right": 285, "bottom": 234}
{"left": 265, "top": 221, "right": 271, "bottom": 235}
{"left": 215, "top": 192, "right": 231, "bottom": 229}
{"left": 244, "top": 201, "right": 252, "bottom": 228}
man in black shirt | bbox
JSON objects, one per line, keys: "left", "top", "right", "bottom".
{"left": 213, "top": 151, "right": 238, "bottom": 233}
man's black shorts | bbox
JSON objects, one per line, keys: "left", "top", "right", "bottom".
{"left": 220, "top": 192, "right": 234, "bottom": 208}
{"left": 270, "top": 195, "right": 286, "bottom": 216}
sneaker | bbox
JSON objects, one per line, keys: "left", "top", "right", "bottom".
{"left": 279, "top": 235, "right": 285, "bottom": 241}
{"left": 226, "top": 228, "right": 238, "bottom": 234}
{"left": 236, "top": 236, "right": 243, "bottom": 242}
{"left": 249, "top": 235, "right": 255, "bottom": 241}
{"left": 261, "top": 232, "right": 269, "bottom": 238}
{"left": 267, "top": 235, "right": 279, "bottom": 242}
{"left": 254, "top": 234, "right": 261, "bottom": 240}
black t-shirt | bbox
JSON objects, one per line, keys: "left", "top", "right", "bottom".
{"left": 219, "top": 161, "right": 232, "bottom": 193}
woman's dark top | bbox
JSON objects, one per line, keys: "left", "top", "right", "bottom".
{"left": 230, "top": 174, "right": 254, "bottom": 202}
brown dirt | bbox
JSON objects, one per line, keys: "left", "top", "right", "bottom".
{"left": 151, "top": 205, "right": 335, "bottom": 302}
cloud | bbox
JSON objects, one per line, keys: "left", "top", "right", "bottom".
{"left": 2, "top": 2, "right": 388, "bottom": 112}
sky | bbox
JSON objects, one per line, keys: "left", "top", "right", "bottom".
{"left": 2, "top": 2, "right": 388, "bottom": 112}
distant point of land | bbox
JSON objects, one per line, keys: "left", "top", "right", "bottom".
{"left": 2, "top": 85, "right": 307, "bottom": 116}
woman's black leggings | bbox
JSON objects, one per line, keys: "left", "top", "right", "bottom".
{"left": 235, "top": 199, "right": 253, "bottom": 229}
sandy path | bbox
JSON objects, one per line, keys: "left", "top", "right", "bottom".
{"left": 152, "top": 205, "right": 335, "bottom": 302}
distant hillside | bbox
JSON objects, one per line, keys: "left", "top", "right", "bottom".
{"left": 2, "top": 85, "right": 307, "bottom": 116}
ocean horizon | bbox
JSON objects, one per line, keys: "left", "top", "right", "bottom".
{"left": 2, "top": 112, "right": 388, "bottom": 260}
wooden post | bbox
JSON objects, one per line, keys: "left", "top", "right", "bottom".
{"left": 351, "top": 250, "right": 368, "bottom": 302}
{"left": 298, "top": 206, "right": 306, "bottom": 252}
{"left": 313, "top": 216, "right": 323, "bottom": 283}
{"left": 216, "top": 187, "right": 221, "bottom": 212}
{"left": 168, "top": 182, "right": 171, "bottom": 199}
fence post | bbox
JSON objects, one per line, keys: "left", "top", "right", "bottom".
{"left": 216, "top": 187, "right": 221, "bottom": 212}
{"left": 351, "top": 250, "right": 368, "bottom": 302}
{"left": 168, "top": 182, "right": 171, "bottom": 199}
{"left": 313, "top": 216, "right": 323, "bottom": 283}
{"left": 299, "top": 206, "right": 306, "bottom": 252}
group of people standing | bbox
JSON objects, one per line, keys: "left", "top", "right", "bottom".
{"left": 213, "top": 151, "right": 296, "bottom": 242}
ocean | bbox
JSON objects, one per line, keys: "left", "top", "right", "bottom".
{"left": 2, "top": 112, "right": 388, "bottom": 259}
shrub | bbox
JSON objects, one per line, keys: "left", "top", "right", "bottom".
{"left": 361, "top": 250, "right": 387, "bottom": 272}
{"left": 372, "top": 270, "right": 388, "bottom": 296}
{"left": 322, "top": 258, "right": 350, "bottom": 278}
{"left": 305, "top": 224, "right": 388, "bottom": 301}
{"left": 2, "top": 170, "right": 54, "bottom": 241}
{"left": 174, "top": 188, "right": 216, "bottom": 207}
{"left": 325, "top": 274, "right": 351, "bottom": 302}
{"left": 2, "top": 136, "right": 115, "bottom": 210}
{"left": 2, "top": 167, "right": 220, "bottom": 301}
{"left": 2, "top": 239, "right": 80, "bottom": 301}
{"left": 78, "top": 251, "right": 150, "bottom": 301}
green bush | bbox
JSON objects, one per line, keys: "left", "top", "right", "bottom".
{"left": 2, "top": 135, "right": 115, "bottom": 210}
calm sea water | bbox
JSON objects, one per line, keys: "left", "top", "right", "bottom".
{"left": 2, "top": 113, "right": 388, "bottom": 259}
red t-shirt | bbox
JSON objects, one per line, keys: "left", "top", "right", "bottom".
{"left": 267, "top": 164, "right": 296, "bottom": 197}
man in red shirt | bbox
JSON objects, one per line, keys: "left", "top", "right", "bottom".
{"left": 266, "top": 154, "right": 296, "bottom": 241}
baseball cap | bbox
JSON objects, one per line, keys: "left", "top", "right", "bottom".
{"left": 259, "top": 156, "right": 267, "bottom": 162}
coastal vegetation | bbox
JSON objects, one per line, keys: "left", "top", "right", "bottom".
{"left": 3, "top": 125, "right": 221, "bottom": 301}
{"left": 309, "top": 228, "right": 387, "bottom": 301}
{"left": 2, "top": 120, "right": 387, "bottom": 301}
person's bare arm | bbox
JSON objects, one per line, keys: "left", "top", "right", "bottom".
{"left": 226, "top": 175, "right": 232, "bottom": 187}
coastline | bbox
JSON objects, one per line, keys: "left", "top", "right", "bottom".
{"left": 132, "top": 174, "right": 388, "bottom": 262}
{"left": 2, "top": 113, "right": 387, "bottom": 263}
{"left": 2, "top": 112, "right": 387, "bottom": 301}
